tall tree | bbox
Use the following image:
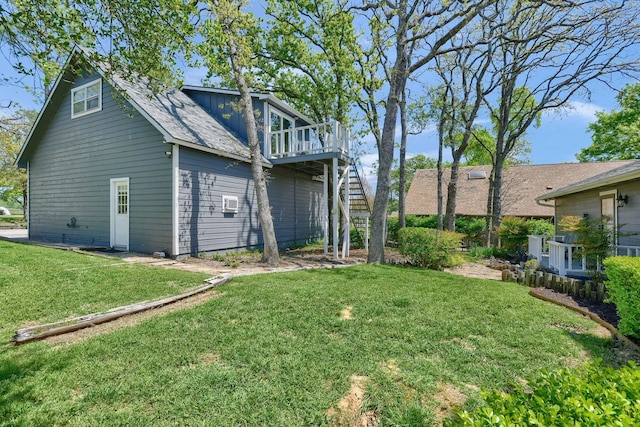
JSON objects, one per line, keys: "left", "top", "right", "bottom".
{"left": 199, "top": 1, "right": 280, "bottom": 266}
{"left": 577, "top": 83, "right": 640, "bottom": 162}
{"left": 0, "top": 107, "right": 36, "bottom": 212}
{"left": 430, "top": 21, "right": 494, "bottom": 232}
{"left": 261, "top": 0, "right": 361, "bottom": 126}
{"left": 356, "top": 0, "right": 493, "bottom": 263}
{"left": 483, "top": 0, "right": 640, "bottom": 244}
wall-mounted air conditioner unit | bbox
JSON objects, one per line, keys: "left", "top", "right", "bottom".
{"left": 222, "top": 195, "right": 239, "bottom": 213}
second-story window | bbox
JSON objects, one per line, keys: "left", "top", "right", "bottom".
{"left": 269, "top": 108, "right": 293, "bottom": 156}
{"left": 71, "top": 79, "right": 102, "bottom": 118}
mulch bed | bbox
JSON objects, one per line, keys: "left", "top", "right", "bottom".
{"left": 531, "top": 287, "right": 640, "bottom": 349}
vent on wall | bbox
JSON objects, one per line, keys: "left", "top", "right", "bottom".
{"left": 468, "top": 171, "right": 487, "bottom": 180}
{"left": 222, "top": 195, "right": 239, "bottom": 213}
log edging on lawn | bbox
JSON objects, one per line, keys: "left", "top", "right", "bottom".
{"left": 529, "top": 288, "right": 640, "bottom": 353}
{"left": 12, "top": 274, "right": 233, "bottom": 345}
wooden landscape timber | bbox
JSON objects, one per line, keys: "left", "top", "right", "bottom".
{"left": 12, "top": 274, "right": 233, "bottom": 345}
{"left": 502, "top": 268, "right": 607, "bottom": 304}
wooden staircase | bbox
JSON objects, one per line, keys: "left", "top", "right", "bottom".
{"left": 343, "top": 159, "right": 371, "bottom": 248}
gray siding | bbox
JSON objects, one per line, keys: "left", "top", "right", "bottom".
{"left": 26, "top": 70, "right": 174, "bottom": 253}
{"left": 178, "top": 149, "right": 324, "bottom": 255}
{"left": 555, "top": 178, "right": 640, "bottom": 246}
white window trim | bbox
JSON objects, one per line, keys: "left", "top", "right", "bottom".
{"left": 71, "top": 78, "right": 102, "bottom": 119}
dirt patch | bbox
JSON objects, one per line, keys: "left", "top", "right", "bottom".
{"left": 433, "top": 383, "right": 467, "bottom": 427}
{"left": 340, "top": 306, "right": 354, "bottom": 320}
{"left": 328, "top": 375, "right": 378, "bottom": 427}
{"left": 444, "top": 262, "right": 503, "bottom": 281}
{"left": 46, "top": 290, "right": 223, "bottom": 347}
{"left": 381, "top": 359, "right": 400, "bottom": 377}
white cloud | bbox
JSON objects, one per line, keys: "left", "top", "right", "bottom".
{"left": 544, "top": 101, "right": 605, "bottom": 122}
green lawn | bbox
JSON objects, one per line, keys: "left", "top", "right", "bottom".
{"left": 0, "top": 241, "right": 618, "bottom": 426}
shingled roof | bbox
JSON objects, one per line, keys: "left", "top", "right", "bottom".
{"left": 405, "top": 161, "right": 637, "bottom": 218}
{"left": 17, "top": 47, "right": 260, "bottom": 167}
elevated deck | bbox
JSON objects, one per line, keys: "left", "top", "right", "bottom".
{"left": 266, "top": 121, "right": 349, "bottom": 175}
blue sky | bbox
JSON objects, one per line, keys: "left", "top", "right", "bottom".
{"left": 0, "top": 57, "right": 623, "bottom": 186}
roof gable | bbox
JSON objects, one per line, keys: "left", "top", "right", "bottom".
{"left": 17, "top": 48, "right": 262, "bottom": 167}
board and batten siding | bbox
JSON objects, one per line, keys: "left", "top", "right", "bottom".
{"left": 554, "top": 178, "right": 640, "bottom": 246}
{"left": 27, "top": 70, "right": 174, "bottom": 253}
{"left": 183, "top": 90, "right": 265, "bottom": 146}
{"left": 178, "top": 149, "right": 324, "bottom": 255}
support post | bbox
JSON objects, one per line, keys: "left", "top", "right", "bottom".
{"left": 323, "top": 164, "right": 329, "bottom": 256}
{"left": 332, "top": 157, "right": 339, "bottom": 260}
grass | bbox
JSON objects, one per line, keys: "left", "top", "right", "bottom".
{"left": 0, "top": 241, "right": 621, "bottom": 426}
{"left": 0, "top": 215, "right": 26, "bottom": 227}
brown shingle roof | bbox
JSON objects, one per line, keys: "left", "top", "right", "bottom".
{"left": 405, "top": 161, "right": 636, "bottom": 218}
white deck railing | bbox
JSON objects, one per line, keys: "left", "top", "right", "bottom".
{"left": 531, "top": 236, "right": 640, "bottom": 277}
{"left": 527, "top": 235, "right": 565, "bottom": 261}
{"left": 267, "top": 121, "right": 349, "bottom": 159}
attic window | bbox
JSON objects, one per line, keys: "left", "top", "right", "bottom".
{"left": 71, "top": 79, "right": 102, "bottom": 118}
{"left": 468, "top": 171, "right": 487, "bottom": 180}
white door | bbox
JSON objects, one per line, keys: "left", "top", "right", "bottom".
{"left": 110, "top": 178, "right": 129, "bottom": 250}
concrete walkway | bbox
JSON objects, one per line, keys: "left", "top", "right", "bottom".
{"left": 0, "top": 228, "right": 28, "bottom": 241}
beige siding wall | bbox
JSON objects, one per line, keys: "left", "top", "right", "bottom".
{"left": 554, "top": 178, "right": 640, "bottom": 246}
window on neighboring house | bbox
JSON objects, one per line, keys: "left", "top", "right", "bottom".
{"left": 71, "top": 79, "right": 102, "bottom": 118}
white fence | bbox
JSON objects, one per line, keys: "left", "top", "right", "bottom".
{"left": 529, "top": 234, "right": 640, "bottom": 277}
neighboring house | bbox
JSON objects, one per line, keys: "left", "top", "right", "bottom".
{"left": 528, "top": 160, "right": 640, "bottom": 277}
{"left": 405, "top": 162, "right": 636, "bottom": 219}
{"left": 536, "top": 159, "right": 640, "bottom": 247}
{"left": 16, "top": 48, "right": 369, "bottom": 258}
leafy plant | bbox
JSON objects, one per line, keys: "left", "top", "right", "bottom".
{"left": 398, "top": 227, "right": 463, "bottom": 270}
{"left": 527, "top": 219, "right": 554, "bottom": 236}
{"left": 497, "top": 217, "right": 529, "bottom": 252}
{"left": 603, "top": 256, "right": 640, "bottom": 338}
{"left": 451, "top": 361, "right": 640, "bottom": 426}
{"left": 558, "top": 215, "right": 615, "bottom": 279}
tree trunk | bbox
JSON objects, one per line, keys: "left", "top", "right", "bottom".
{"left": 226, "top": 37, "right": 279, "bottom": 267}
{"left": 436, "top": 113, "right": 445, "bottom": 231}
{"left": 398, "top": 96, "right": 407, "bottom": 230}
{"left": 445, "top": 163, "right": 460, "bottom": 232}
{"left": 367, "top": 33, "right": 408, "bottom": 264}
{"left": 490, "top": 155, "right": 506, "bottom": 246}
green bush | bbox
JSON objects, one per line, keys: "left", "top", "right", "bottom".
{"left": 469, "top": 246, "right": 509, "bottom": 259}
{"left": 603, "top": 256, "right": 640, "bottom": 339}
{"left": 456, "top": 216, "right": 487, "bottom": 247}
{"left": 498, "top": 217, "right": 530, "bottom": 251}
{"left": 451, "top": 361, "right": 640, "bottom": 426}
{"left": 527, "top": 219, "right": 554, "bottom": 236}
{"left": 398, "top": 227, "right": 463, "bottom": 270}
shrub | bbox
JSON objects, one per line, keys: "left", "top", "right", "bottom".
{"left": 456, "top": 216, "right": 486, "bottom": 247}
{"left": 498, "top": 217, "right": 529, "bottom": 251}
{"left": 398, "top": 227, "right": 463, "bottom": 270}
{"left": 451, "top": 361, "right": 640, "bottom": 426}
{"left": 603, "top": 256, "right": 640, "bottom": 338}
{"left": 469, "top": 246, "right": 509, "bottom": 260}
{"left": 527, "top": 219, "right": 554, "bottom": 236}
